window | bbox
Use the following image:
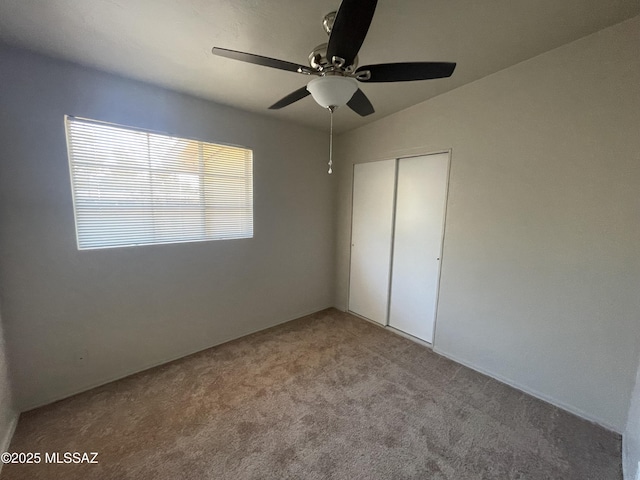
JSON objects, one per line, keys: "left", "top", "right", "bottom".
{"left": 65, "top": 116, "right": 253, "bottom": 250}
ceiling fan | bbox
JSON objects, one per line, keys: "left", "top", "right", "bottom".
{"left": 212, "top": 0, "right": 456, "bottom": 172}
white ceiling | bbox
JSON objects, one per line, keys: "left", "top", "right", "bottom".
{"left": 0, "top": 0, "right": 638, "bottom": 133}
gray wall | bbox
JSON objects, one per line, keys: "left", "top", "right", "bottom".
{"left": 0, "top": 303, "right": 17, "bottom": 455}
{"left": 625, "top": 356, "right": 640, "bottom": 479}
{"left": 0, "top": 45, "right": 335, "bottom": 410}
{"left": 335, "top": 16, "right": 640, "bottom": 432}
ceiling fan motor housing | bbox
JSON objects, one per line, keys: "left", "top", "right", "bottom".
{"left": 322, "top": 11, "right": 336, "bottom": 35}
{"left": 308, "top": 43, "right": 358, "bottom": 71}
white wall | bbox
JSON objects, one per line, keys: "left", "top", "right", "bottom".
{"left": 625, "top": 356, "right": 640, "bottom": 479}
{"left": 0, "top": 45, "right": 335, "bottom": 410}
{"left": 335, "top": 16, "right": 640, "bottom": 432}
{"left": 0, "top": 302, "right": 18, "bottom": 457}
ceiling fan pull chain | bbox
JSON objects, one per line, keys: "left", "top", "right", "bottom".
{"left": 328, "top": 107, "right": 334, "bottom": 174}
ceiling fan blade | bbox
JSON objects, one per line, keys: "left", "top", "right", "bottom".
{"left": 347, "top": 89, "right": 375, "bottom": 116}
{"left": 326, "top": 0, "right": 378, "bottom": 68}
{"left": 357, "top": 62, "right": 457, "bottom": 82}
{"left": 212, "top": 47, "right": 313, "bottom": 74}
{"left": 269, "top": 86, "right": 311, "bottom": 109}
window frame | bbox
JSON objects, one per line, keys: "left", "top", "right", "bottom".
{"left": 64, "top": 115, "right": 254, "bottom": 250}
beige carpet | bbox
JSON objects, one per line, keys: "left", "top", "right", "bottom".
{"left": 2, "top": 309, "right": 621, "bottom": 479}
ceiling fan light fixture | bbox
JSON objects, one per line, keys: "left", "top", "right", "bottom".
{"left": 306, "top": 76, "right": 358, "bottom": 109}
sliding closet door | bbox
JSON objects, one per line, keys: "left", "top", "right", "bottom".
{"left": 389, "top": 153, "right": 449, "bottom": 343}
{"left": 348, "top": 159, "right": 396, "bottom": 325}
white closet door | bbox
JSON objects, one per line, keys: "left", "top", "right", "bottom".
{"left": 349, "top": 159, "right": 396, "bottom": 325}
{"left": 389, "top": 153, "right": 449, "bottom": 343}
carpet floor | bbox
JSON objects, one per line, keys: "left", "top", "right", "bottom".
{"left": 2, "top": 309, "right": 622, "bottom": 479}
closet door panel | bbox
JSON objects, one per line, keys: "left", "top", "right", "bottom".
{"left": 348, "top": 159, "right": 396, "bottom": 325}
{"left": 389, "top": 153, "right": 449, "bottom": 342}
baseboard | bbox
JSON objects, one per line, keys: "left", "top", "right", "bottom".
{"left": 622, "top": 440, "right": 628, "bottom": 480}
{"left": 0, "top": 410, "right": 20, "bottom": 475}
{"left": 622, "top": 437, "right": 639, "bottom": 480}
{"left": 20, "top": 305, "right": 334, "bottom": 412}
{"left": 433, "top": 347, "right": 622, "bottom": 434}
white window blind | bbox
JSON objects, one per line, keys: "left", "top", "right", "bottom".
{"left": 65, "top": 116, "right": 253, "bottom": 250}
